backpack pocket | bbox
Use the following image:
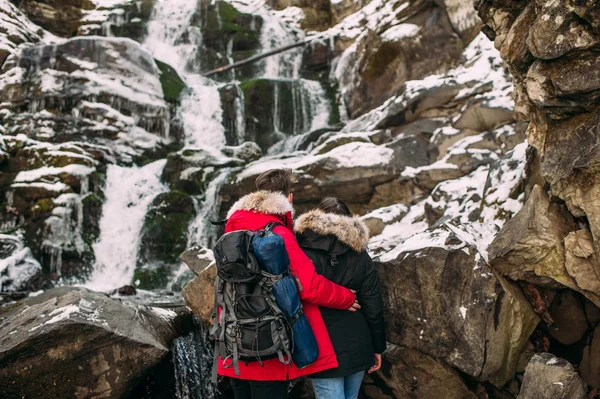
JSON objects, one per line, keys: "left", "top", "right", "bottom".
{"left": 213, "top": 230, "right": 261, "bottom": 282}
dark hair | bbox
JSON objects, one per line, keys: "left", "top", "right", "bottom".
{"left": 255, "top": 168, "right": 292, "bottom": 195}
{"left": 318, "top": 197, "right": 351, "bottom": 216}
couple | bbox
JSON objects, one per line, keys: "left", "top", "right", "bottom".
{"left": 217, "top": 168, "right": 386, "bottom": 399}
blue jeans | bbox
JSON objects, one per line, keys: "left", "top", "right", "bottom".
{"left": 311, "top": 371, "right": 365, "bottom": 399}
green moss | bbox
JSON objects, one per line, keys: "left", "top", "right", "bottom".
{"left": 133, "top": 266, "right": 171, "bottom": 290}
{"left": 325, "top": 81, "right": 341, "bottom": 126}
{"left": 218, "top": 1, "right": 241, "bottom": 23}
{"left": 33, "top": 198, "right": 55, "bottom": 214}
{"left": 155, "top": 59, "right": 186, "bottom": 103}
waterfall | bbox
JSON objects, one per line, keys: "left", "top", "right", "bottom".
{"left": 172, "top": 317, "right": 217, "bottom": 399}
{"left": 187, "top": 170, "right": 231, "bottom": 249}
{"left": 143, "top": 0, "right": 226, "bottom": 148}
{"left": 86, "top": 160, "right": 168, "bottom": 292}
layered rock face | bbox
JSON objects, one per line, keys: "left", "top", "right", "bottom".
{"left": 3, "top": 0, "right": 599, "bottom": 397}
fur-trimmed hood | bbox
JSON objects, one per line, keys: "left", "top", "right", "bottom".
{"left": 294, "top": 209, "right": 369, "bottom": 252}
{"left": 226, "top": 190, "right": 293, "bottom": 219}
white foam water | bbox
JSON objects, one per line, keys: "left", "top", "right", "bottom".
{"left": 86, "top": 160, "right": 168, "bottom": 292}
{"left": 143, "top": 0, "right": 226, "bottom": 148}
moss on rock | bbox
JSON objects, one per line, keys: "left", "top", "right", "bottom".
{"left": 155, "top": 59, "right": 186, "bottom": 104}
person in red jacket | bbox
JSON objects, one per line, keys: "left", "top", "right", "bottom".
{"left": 219, "top": 168, "right": 359, "bottom": 399}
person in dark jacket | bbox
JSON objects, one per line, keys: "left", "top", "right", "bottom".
{"left": 295, "top": 197, "right": 387, "bottom": 399}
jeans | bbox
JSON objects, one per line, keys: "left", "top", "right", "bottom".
{"left": 230, "top": 378, "right": 288, "bottom": 399}
{"left": 311, "top": 371, "right": 365, "bottom": 399}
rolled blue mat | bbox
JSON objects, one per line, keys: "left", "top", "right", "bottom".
{"left": 253, "top": 225, "right": 319, "bottom": 368}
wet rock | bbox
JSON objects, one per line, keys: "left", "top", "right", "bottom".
{"left": 0, "top": 287, "right": 189, "bottom": 399}
{"left": 518, "top": 353, "right": 586, "bottom": 399}
{"left": 135, "top": 190, "right": 196, "bottom": 289}
{"left": 0, "top": 0, "right": 45, "bottom": 67}
{"left": 161, "top": 147, "right": 244, "bottom": 195}
{"left": 375, "top": 229, "right": 539, "bottom": 386}
{"left": 361, "top": 345, "right": 476, "bottom": 399}
{"left": 236, "top": 78, "right": 333, "bottom": 151}
{"left": 0, "top": 36, "right": 174, "bottom": 163}
{"left": 114, "top": 285, "right": 137, "bottom": 296}
{"left": 548, "top": 290, "right": 589, "bottom": 346}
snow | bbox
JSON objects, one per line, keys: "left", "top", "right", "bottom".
{"left": 14, "top": 165, "right": 94, "bottom": 183}
{"left": 10, "top": 182, "right": 70, "bottom": 193}
{"left": 45, "top": 304, "right": 80, "bottom": 325}
{"left": 459, "top": 306, "right": 467, "bottom": 319}
{"left": 28, "top": 290, "right": 44, "bottom": 297}
{"left": 362, "top": 204, "right": 409, "bottom": 224}
{"left": 381, "top": 24, "right": 421, "bottom": 42}
{"left": 151, "top": 306, "right": 178, "bottom": 320}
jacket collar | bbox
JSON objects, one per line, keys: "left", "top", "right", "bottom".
{"left": 294, "top": 210, "right": 370, "bottom": 252}
{"left": 226, "top": 190, "right": 293, "bottom": 219}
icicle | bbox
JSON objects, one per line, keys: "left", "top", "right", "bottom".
{"left": 234, "top": 84, "right": 246, "bottom": 144}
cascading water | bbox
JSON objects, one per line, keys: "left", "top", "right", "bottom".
{"left": 144, "top": 0, "right": 226, "bottom": 148}
{"left": 172, "top": 317, "right": 217, "bottom": 399}
{"left": 86, "top": 160, "right": 168, "bottom": 292}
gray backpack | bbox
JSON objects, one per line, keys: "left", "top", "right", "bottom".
{"left": 210, "top": 223, "right": 293, "bottom": 381}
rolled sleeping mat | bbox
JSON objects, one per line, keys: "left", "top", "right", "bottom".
{"left": 253, "top": 225, "right": 319, "bottom": 368}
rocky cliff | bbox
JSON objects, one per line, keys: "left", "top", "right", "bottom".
{"left": 1, "top": 0, "right": 599, "bottom": 398}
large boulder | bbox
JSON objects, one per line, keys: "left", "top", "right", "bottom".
{"left": 375, "top": 228, "right": 539, "bottom": 386}
{"left": 361, "top": 345, "right": 476, "bottom": 399}
{"left": 15, "top": 0, "right": 94, "bottom": 38}
{"left": 518, "top": 353, "right": 587, "bottom": 399}
{"left": 0, "top": 234, "right": 45, "bottom": 292}
{"left": 0, "top": 287, "right": 190, "bottom": 399}
{"left": 0, "top": 36, "right": 176, "bottom": 164}
{"left": 489, "top": 185, "right": 600, "bottom": 306}
{"left": 219, "top": 142, "right": 398, "bottom": 214}
{"left": 581, "top": 324, "right": 600, "bottom": 389}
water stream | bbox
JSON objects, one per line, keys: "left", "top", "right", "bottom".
{"left": 86, "top": 160, "right": 168, "bottom": 292}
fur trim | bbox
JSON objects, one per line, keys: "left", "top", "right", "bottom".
{"left": 227, "top": 190, "right": 293, "bottom": 218}
{"left": 294, "top": 210, "right": 370, "bottom": 252}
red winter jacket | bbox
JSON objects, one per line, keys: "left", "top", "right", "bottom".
{"left": 217, "top": 190, "right": 357, "bottom": 381}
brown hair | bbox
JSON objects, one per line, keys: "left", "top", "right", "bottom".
{"left": 255, "top": 168, "right": 292, "bottom": 195}
{"left": 318, "top": 197, "right": 351, "bottom": 216}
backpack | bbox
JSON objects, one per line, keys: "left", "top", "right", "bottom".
{"left": 210, "top": 222, "right": 294, "bottom": 380}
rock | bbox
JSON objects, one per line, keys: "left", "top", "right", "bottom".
{"left": 375, "top": 229, "right": 539, "bottom": 386}
{"left": 180, "top": 246, "right": 215, "bottom": 276}
{"left": 0, "top": 0, "right": 45, "bottom": 67}
{"left": 221, "top": 142, "right": 262, "bottom": 163}
{"left": 526, "top": 0, "right": 599, "bottom": 60}
{"left": 438, "top": 0, "right": 482, "bottom": 44}
{"left": 155, "top": 59, "right": 186, "bottom": 104}
{"left": 135, "top": 190, "right": 196, "bottom": 289}
{"left": 548, "top": 290, "right": 589, "bottom": 345}
{"left": 16, "top": 0, "right": 93, "bottom": 38}
{"left": 488, "top": 185, "right": 580, "bottom": 289}
{"left": 0, "top": 36, "right": 174, "bottom": 164}
{"left": 182, "top": 264, "right": 217, "bottom": 323}
{"left": 114, "top": 285, "right": 137, "bottom": 296}
{"left": 0, "top": 235, "right": 45, "bottom": 292}
{"left": 0, "top": 287, "right": 189, "bottom": 399}
{"left": 220, "top": 142, "right": 398, "bottom": 214}
{"left": 564, "top": 229, "right": 600, "bottom": 303}
{"left": 361, "top": 204, "right": 409, "bottom": 236}
{"left": 234, "top": 78, "right": 334, "bottom": 151}
{"left": 581, "top": 325, "right": 600, "bottom": 388}
{"left": 191, "top": 0, "right": 263, "bottom": 80}
{"left": 335, "top": 9, "right": 464, "bottom": 119}
{"left": 161, "top": 147, "right": 244, "bottom": 195}
{"left": 330, "top": 0, "right": 370, "bottom": 25}
{"left": 453, "top": 101, "right": 514, "bottom": 132}
{"left": 518, "top": 353, "right": 586, "bottom": 399}
{"left": 526, "top": 54, "right": 600, "bottom": 117}
{"left": 361, "top": 345, "right": 476, "bottom": 399}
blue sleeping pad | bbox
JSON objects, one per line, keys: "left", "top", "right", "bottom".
{"left": 252, "top": 223, "right": 319, "bottom": 369}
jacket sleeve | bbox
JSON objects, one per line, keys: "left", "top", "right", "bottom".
{"left": 358, "top": 254, "right": 387, "bottom": 354}
{"left": 276, "top": 226, "right": 356, "bottom": 310}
